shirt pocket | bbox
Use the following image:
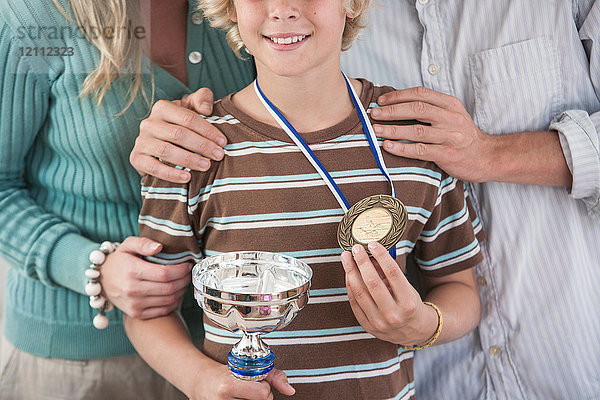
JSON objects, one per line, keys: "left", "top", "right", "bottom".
{"left": 469, "top": 36, "right": 563, "bottom": 135}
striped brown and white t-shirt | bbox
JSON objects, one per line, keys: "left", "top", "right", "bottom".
{"left": 139, "top": 79, "right": 484, "bottom": 400}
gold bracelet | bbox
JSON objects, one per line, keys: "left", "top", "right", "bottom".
{"left": 401, "top": 301, "right": 443, "bottom": 351}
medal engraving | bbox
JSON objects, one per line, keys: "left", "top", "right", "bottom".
{"left": 338, "top": 195, "right": 407, "bottom": 253}
{"left": 351, "top": 207, "right": 393, "bottom": 243}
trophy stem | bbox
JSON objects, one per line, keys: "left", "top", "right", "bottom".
{"left": 228, "top": 333, "right": 275, "bottom": 381}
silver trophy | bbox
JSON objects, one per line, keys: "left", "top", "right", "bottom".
{"left": 193, "top": 251, "right": 313, "bottom": 380}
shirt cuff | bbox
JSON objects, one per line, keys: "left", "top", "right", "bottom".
{"left": 47, "top": 233, "right": 99, "bottom": 295}
{"left": 550, "top": 110, "right": 600, "bottom": 218}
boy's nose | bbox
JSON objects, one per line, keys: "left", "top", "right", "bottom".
{"left": 269, "top": 0, "right": 300, "bottom": 21}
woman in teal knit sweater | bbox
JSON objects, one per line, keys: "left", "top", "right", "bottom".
{"left": 0, "top": 0, "right": 252, "bottom": 398}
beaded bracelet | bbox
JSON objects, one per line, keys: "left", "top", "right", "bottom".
{"left": 85, "top": 241, "right": 119, "bottom": 329}
{"left": 400, "top": 301, "right": 443, "bottom": 351}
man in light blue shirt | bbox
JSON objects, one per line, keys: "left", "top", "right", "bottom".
{"left": 342, "top": 1, "right": 600, "bottom": 399}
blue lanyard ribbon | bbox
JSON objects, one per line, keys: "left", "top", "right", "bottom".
{"left": 254, "top": 73, "right": 397, "bottom": 258}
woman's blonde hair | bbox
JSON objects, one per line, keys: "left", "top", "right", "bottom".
{"left": 53, "top": 0, "right": 152, "bottom": 114}
{"left": 199, "top": 0, "right": 371, "bottom": 58}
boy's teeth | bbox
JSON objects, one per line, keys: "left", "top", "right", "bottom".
{"left": 270, "top": 35, "right": 306, "bottom": 44}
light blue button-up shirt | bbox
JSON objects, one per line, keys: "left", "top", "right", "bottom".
{"left": 342, "top": 1, "right": 600, "bottom": 399}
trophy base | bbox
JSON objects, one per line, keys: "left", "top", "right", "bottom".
{"left": 227, "top": 350, "right": 275, "bottom": 381}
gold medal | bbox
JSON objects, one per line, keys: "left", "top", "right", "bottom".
{"left": 338, "top": 195, "right": 407, "bottom": 253}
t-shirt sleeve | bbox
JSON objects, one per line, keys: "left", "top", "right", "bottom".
{"left": 413, "top": 173, "right": 484, "bottom": 277}
{"left": 138, "top": 165, "right": 219, "bottom": 265}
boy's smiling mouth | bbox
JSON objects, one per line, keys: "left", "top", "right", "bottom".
{"left": 264, "top": 34, "right": 311, "bottom": 45}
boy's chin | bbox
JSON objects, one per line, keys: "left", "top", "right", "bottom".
{"left": 257, "top": 62, "right": 323, "bottom": 79}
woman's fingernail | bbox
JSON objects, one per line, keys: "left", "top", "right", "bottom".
{"left": 374, "top": 125, "right": 383, "bottom": 133}
{"left": 217, "top": 137, "right": 227, "bottom": 147}
{"left": 379, "top": 95, "right": 387, "bottom": 103}
{"left": 198, "top": 159, "right": 210, "bottom": 170}
{"left": 371, "top": 108, "right": 381, "bottom": 117}
{"left": 352, "top": 244, "right": 362, "bottom": 254}
{"left": 212, "top": 148, "right": 224, "bottom": 159}
{"left": 368, "top": 242, "right": 377, "bottom": 250}
{"left": 384, "top": 141, "right": 394, "bottom": 150}
{"left": 200, "top": 102, "right": 212, "bottom": 114}
{"left": 180, "top": 172, "right": 190, "bottom": 181}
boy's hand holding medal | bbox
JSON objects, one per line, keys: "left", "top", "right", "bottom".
{"left": 341, "top": 242, "right": 439, "bottom": 347}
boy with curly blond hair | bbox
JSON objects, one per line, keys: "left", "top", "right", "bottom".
{"left": 125, "top": 1, "right": 484, "bottom": 399}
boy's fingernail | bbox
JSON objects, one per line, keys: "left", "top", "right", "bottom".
{"left": 352, "top": 244, "right": 362, "bottom": 254}
{"left": 340, "top": 251, "right": 351, "bottom": 263}
{"left": 378, "top": 95, "right": 387, "bottom": 103}
{"left": 368, "top": 241, "right": 377, "bottom": 250}
{"left": 371, "top": 108, "right": 381, "bottom": 117}
{"left": 374, "top": 125, "right": 383, "bottom": 133}
{"left": 179, "top": 172, "right": 190, "bottom": 181}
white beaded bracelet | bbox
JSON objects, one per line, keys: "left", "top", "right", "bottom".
{"left": 85, "top": 241, "right": 119, "bottom": 329}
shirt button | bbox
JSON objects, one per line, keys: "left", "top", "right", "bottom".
{"left": 477, "top": 276, "right": 487, "bottom": 286}
{"left": 428, "top": 64, "right": 439, "bottom": 75}
{"left": 489, "top": 346, "right": 501, "bottom": 355}
{"left": 188, "top": 51, "right": 203, "bottom": 64}
{"left": 191, "top": 12, "right": 203, "bottom": 25}
{"left": 418, "top": 0, "right": 429, "bottom": 4}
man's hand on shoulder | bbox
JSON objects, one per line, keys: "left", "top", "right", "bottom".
{"left": 372, "top": 86, "right": 495, "bottom": 183}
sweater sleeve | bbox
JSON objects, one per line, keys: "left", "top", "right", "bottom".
{"left": 0, "top": 5, "right": 99, "bottom": 294}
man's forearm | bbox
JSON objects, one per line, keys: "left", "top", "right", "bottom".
{"left": 485, "top": 130, "right": 572, "bottom": 187}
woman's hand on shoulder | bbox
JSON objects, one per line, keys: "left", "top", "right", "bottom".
{"left": 190, "top": 363, "right": 295, "bottom": 400}
{"left": 130, "top": 88, "right": 228, "bottom": 183}
{"left": 100, "top": 236, "right": 192, "bottom": 319}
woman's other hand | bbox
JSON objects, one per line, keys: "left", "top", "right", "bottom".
{"left": 100, "top": 236, "right": 192, "bottom": 319}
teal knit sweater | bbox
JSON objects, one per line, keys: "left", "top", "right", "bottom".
{"left": 0, "top": 0, "right": 254, "bottom": 359}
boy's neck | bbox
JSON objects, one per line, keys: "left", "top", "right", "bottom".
{"left": 232, "top": 64, "right": 362, "bottom": 133}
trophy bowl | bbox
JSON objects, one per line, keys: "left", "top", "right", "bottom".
{"left": 192, "top": 251, "right": 313, "bottom": 380}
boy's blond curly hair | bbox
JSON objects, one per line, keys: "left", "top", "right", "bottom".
{"left": 199, "top": 0, "right": 371, "bottom": 58}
